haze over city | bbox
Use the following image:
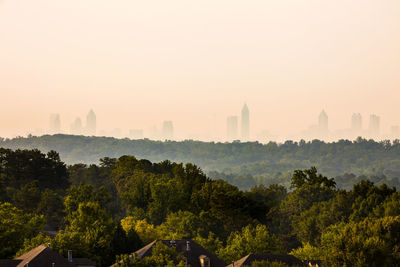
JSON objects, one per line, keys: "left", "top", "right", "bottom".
{"left": 1, "top": 0, "right": 399, "bottom": 141}
{"left": 2, "top": 2, "right": 400, "bottom": 266}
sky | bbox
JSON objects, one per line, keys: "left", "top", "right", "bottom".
{"left": 0, "top": 0, "right": 399, "bottom": 141}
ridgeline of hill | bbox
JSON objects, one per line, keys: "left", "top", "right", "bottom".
{"left": 1, "top": 134, "right": 400, "bottom": 189}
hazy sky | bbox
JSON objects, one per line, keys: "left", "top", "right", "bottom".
{"left": 0, "top": 0, "right": 399, "bottom": 140}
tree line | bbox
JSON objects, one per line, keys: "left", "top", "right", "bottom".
{"left": 1, "top": 148, "right": 400, "bottom": 266}
{"left": 1, "top": 135, "right": 400, "bottom": 190}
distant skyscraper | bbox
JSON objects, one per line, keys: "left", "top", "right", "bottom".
{"left": 318, "top": 110, "right": 328, "bottom": 132}
{"left": 162, "top": 121, "right": 174, "bottom": 140}
{"left": 351, "top": 113, "right": 362, "bottom": 132}
{"left": 227, "top": 116, "right": 238, "bottom": 140}
{"left": 49, "top": 114, "right": 61, "bottom": 133}
{"left": 70, "top": 117, "right": 82, "bottom": 135}
{"left": 369, "top": 114, "right": 380, "bottom": 136}
{"left": 241, "top": 103, "right": 249, "bottom": 140}
{"left": 86, "top": 109, "right": 96, "bottom": 136}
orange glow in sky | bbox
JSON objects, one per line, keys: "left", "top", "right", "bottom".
{"left": 0, "top": 0, "right": 399, "bottom": 140}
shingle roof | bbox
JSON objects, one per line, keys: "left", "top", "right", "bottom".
{"left": 15, "top": 245, "right": 72, "bottom": 267}
{"left": 226, "top": 254, "right": 304, "bottom": 267}
{"left": 0, "top": 259, "right": 22, "bottom": 267}
{"left": 134, "top": 240, "right": 157, "bottom": 258}
{"left": 125, "top": 239, "right": 226, "bottom": 267}
{"left": 72, "top": 258, "right": 96, "bottom": 266}
{"left": 0, "top": 245, "right": 95, "bottom": 267}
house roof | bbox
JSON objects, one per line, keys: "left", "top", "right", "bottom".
{"left": 15, "top": 245, "right": 73, "bottom": 267}
{"left": 72, "top": 258, "right": 96, "bottom": 266}
{"left": 129, "top": 239, "right": 226, "bottom": 267}
{"left": 226, "top": 254, "right": 304, "bottom": 267}
{"left": 0, "top": 245, "right": 95, "bottom": 267}
{"left": 134, "top": 240, "right": 157, "bottom": 258}
{"left": 0, "top": 260, "right": 22, "bottom": 267}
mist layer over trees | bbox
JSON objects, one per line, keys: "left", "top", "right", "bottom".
{"left": 1, "top": 135, "right": 400, "bottom": 190}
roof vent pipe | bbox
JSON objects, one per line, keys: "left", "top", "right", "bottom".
{"left": 68, "top": 250, "right": 73, "bottom": 262}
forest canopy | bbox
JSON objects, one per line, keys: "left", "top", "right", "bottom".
{"left": 1, "top": 148, "right": 400, "bottom": 266}
{"left": 1, "top": 135, "right": 400, "bottom": 189}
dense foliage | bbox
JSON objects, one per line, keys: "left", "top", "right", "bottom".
{"left": 1, "top": 148, "right": 400, "bottom": 266}
{"left": 1, "top": 135, "right": 400, "bottom": 189}
{"left": 115, "top": 242, "right": 186, "bottom": 267}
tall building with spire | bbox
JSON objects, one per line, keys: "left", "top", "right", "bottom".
{"left": 86, "top": 109, "right": 96, "bottom": 136}
{"left": 241, "top": 103, "right": 249, "bottom": 140}
{"left": 318, "top": 110, "right": 328, "bottom": 132}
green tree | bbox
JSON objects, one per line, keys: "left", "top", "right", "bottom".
{"left": 12, "top": 180, "right": 41, "bottom": 213}
{"left": 275, "top": 168, "right": 337, "bottom": 250}
{"left": 194, "top": 232, "right": 223, "bottom": 255}
{"left": 114, "top": 242, "right": 185, "bottom": 267}
{"left": 53, "top": 202, "right": 116, "bottom": 266}
{"left": 218, "top": 224, "right": 281, "bottom": 263}
{"left": 111, "top": 223, "right": 143, "bottom": 260}
{"left": 147, "top": 175, "right": 186, "bottom": 224}
{"left": 37, "top": 189, "right": 65, "bottom": 228}
{"left": 191, "top": 180, "right": 266, "bottom": 239}
{"left": 349, "top": 180, "right": 395, "bottom": 222}
{"left": 289, "top": 242, "right": 323, "bottom": 261}
{"left": 321, "top": 216, "right": 400, "bottom": 266}
{"left": 246, "top": 184, "right": 287, "bottom": 211}
{"left": 64, "top": 184, "right": 111, "bottom": 216}
{"left": 120, "top": 217, "right": 158, "bottom": 245}
{"left": 68, "top": 160, "right": 116, "bottom": 192}
{"left": 251, "top": 261, "right": 290, "bottom": 267}
{"left": 282, "top": 168, "right": 336, "bottom": 217}
{"left": 373, "top": 191, "right": 400, "bottom": 217}
{"left": 157, "top": 210, "right": 200, "bottom": 239}
{"left": 290, "top": 167, "right": 336, "bottom": 190}
{"left": 15, "top": 232, "right": 52, "bottom": 257}
{"left": 291, "top": 190, "right": 353, "bottom": 246}
{"left": 0, "top": 202, "right": 45, "bottom": 258}
{"left": 0, "top": 148, "right": 69, "bottom": 190}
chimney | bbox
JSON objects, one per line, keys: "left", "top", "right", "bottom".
{"left": 186, "top": 241, "right": 191, "bottom": 251}
{"left": 47, "top": 243, "right": 51, "bottom": 248}
{"left": 68, "top": 250, "right": 73, "bottom": 262}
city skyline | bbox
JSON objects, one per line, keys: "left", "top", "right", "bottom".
{"left": 9, "top": 106, "right": 398, "bottom": 143}
{"left": 0, "top": 0, "right": 399, "bottom": 141}
{"left": 1, "top": 1, "right": 400, "bottom": 265}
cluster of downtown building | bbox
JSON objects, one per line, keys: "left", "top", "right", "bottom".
{"left": 299, "top": 111, "right": 399, "bottom": 141}
{"left": 49, "top": 110, "right": 97, "bottom": 136}
{"left": 226, "top": 103, "right": 250, "bottom": 141}
{"left": 49, "top": 110, "right": 175, "bottom": 140}
{"left": 226, "top": 106, "right": 399, "bottom": 142}
{"left": 47, "top": 107, "right": 399, "bottom": 143}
